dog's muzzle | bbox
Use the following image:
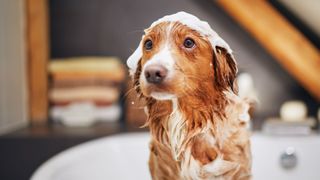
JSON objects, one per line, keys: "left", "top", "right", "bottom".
{"left": 144, "top": 64, "right": 168, "bottom": 84}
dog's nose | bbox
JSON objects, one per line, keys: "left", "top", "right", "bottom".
{"left": 144, "top": 65, "right": 168, "bottom": 84}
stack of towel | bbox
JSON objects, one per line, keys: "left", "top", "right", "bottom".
{"left": 49, "top": 57, "right": 125, "bottom": 127}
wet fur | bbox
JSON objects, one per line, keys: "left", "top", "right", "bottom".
{"left": 132, "top": 22, "right": 251, "bottom": 180}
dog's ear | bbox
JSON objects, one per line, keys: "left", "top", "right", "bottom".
{"left": 127, "top": 36, "right": 144, "bottom": 96}
{"left": 212, "top": 46, "right": 238, "bottom": 93}
{"left": 127, "top": 36, "right": 145, "bottom": 76}
{"left": 133, "top": 58, "right": 143, "bottom": 96}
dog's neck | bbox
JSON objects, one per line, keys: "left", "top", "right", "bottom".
{"left": 146, "top": 86, "right": 231, "bottom": 160}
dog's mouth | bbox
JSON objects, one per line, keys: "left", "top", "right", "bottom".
{"left": 142, "top": 83, "right": 176, "bottom": 100}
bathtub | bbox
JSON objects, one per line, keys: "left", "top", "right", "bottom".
{"left": 31, "top": 132, "right": 320, "bottom": 180}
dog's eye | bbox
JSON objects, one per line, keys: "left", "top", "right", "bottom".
{"left": 183, "top": 38, "right": 195, "bottom": 49}
{"left": 144, "top": 39, "right": 153, "bottom": 50}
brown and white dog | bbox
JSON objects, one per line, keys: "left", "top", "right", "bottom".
{"left": 127, "top": 12, "right": 251, "bottom": 180}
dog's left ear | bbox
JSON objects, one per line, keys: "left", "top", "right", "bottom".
{"left": 212, "top": 46, "right": 238, "bottom": 93}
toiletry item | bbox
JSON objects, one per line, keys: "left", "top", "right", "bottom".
{"left": 280, "top": 101, "right": 307, "bottom": 122}
{"left": 238, "top": 72, "right": 258, "bottom": 102}
{"left": 237, "top": 72, "right": 258, "bottom": 130}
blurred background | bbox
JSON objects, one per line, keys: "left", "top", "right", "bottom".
{"left": 0, "top": 0, "right": 319, "bottom": 179}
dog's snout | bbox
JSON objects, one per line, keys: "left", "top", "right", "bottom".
{"left": 144, "top": 65, "right": 168, "bottom": 84}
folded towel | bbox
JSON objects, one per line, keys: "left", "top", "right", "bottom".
{"left": 51, "top": 100, "right": 114, "bottom": 107}
{"left": 49, "top": 86, "right": 120, "bottom": 103}
{"left": 49, "top": 57, "right": 124, "bottom": 73}
{"left": 51, "top": 71, "right": 125, "bottom": 82}
{"left": 49, "top": 57, "right": 126, "bottom": 82}
{"left": 52, "top": 79, "right": 120, "bottom": 88}
{"left": 51, "top": 102, "right": 121, "bottom": 127}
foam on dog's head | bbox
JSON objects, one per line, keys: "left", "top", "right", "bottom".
{"left": 127, "top": 11, "right": 233, "bottom": 75}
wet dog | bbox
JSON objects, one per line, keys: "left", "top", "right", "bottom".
{"left": 127, "top": 12, "right": 251, "bottom": 180}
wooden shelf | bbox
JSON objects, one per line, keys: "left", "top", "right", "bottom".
{"left": 26, "top": 0, "right": 50, "bottom": 124}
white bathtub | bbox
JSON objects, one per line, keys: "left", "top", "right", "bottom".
{"left": 31, "top": 132, "right": 320, "bottom": 180}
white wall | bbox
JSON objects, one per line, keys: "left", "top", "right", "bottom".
{"left": 0, "top": 0, "right": 28, "bottom": 134}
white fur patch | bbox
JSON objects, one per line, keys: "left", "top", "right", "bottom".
{"left": 144, "top": 106, "right": 149, "bottom": 116}
{"left": 181, "top": 148, "right": 239, "bottom": 180}
{"left": 203, "top": 155, "right": 239, "bottom": 176}
{"left": 181, "top": 148, "right": 202, "bottom": 179}
{"left": 142, "top": 43, "right": 174, "bottom": 78}
{"left": 150, "top": 92, "right": 176, "bottom": 100}
{"left": 167, "top": 98, "right": 186, "bottom": 160}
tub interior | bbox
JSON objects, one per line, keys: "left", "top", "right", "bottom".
{"left": 31, "top": 132, "right": 320, "bottom": 180}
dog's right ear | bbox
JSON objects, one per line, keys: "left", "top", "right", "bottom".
{"left": 127, "top": 36, "right": 145, "bottom": 76}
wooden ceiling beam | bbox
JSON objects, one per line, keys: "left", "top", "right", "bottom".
{"left": 217, "top": 0, "right": 320, "bottom": 100}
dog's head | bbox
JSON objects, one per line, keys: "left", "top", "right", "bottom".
{"left": 128, "top": 12, "right": 237, "bottom": 100}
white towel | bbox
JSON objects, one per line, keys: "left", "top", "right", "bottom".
{"left": 51, "top": 102, "right": 121, "bottom": 127}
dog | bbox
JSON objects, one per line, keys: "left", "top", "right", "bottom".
{"left": 127, "top": 12, "right": 251, "bottom": 180}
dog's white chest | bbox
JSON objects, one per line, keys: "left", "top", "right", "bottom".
{"left": 167, "top": 99, "right": 186, "bottom": 160}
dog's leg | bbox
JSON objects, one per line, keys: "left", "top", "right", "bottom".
{"left": 149, "top": 141, "right": 180, "bottom": 180}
